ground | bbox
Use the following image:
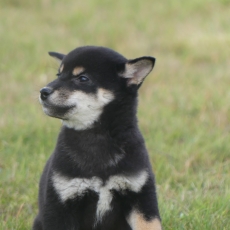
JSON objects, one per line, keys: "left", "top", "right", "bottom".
{"left": 0, "top": 0, "right": 230, "bottom": 229}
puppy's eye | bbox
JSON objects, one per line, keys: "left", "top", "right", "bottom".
{"left": 72, "top": 75, "right": 90, "bottom": 84}
{"left": 78, "top": 75, "right": 89, "bottom": 82}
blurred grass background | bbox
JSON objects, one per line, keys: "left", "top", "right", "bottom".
{"left": 0, "top": 0, "right": 230, "bottom": 229}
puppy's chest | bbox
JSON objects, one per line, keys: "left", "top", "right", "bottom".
{"left": 52, "top": 170, "right": 148, "bottom": 222}
{"left": 52, "top": 171, "right": 148, "bottom": 201}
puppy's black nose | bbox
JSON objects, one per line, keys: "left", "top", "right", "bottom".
{"left": 40, "top": 87, "right": 54, "bottom": 100}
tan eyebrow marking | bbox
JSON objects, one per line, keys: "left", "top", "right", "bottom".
{"left": 59, "top": 64, "right": 64, "bottom": 73}
{"left": 72, "top": 66, "right": 85, "bottom": 76}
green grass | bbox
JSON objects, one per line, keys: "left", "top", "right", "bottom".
{"left": 0, "top": 0, "right": 230, "bottom": 229}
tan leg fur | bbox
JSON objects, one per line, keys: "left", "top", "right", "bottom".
{"left": 128, "top": 210, "right": 162, "bottom": 230}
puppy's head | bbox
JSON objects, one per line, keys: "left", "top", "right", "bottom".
{"left": 39, "top": 46, "right": 155, "bottom": 130}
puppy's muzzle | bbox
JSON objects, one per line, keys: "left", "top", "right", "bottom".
{"left": 40, "top": 87, "right": 54, "bottom": 101}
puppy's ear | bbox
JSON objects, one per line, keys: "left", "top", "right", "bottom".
{"left": 48, "top": 52, "right": 65, "bottom": 62}
{"left": 119, "top": 57, "right": 155, "bottom": 87}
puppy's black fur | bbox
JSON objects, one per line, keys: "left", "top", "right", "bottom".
{"left": 33, "top": 46, "right": 161, "bottom": 230}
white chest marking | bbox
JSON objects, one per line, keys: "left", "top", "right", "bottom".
{"left": 52, "top": 171, "right": 148, "bottom": 223}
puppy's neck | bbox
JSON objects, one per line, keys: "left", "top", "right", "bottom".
{"left": 53, "top": 96, "right": 142, "bottom": 177}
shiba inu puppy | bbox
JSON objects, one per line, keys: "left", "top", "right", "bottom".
{"left": 33, "top": 46, "right": 162, "bottom": 230}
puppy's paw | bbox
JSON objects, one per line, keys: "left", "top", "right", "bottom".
{"left": 128, "top": 210, "right": 162, "bottom": 230}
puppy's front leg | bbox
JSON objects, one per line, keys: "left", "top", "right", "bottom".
{"left": 128, "top": 210, "right": 162, "bottom": 230}
{"left": 126, "top": 177, "right": 162, "bottom": 230}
